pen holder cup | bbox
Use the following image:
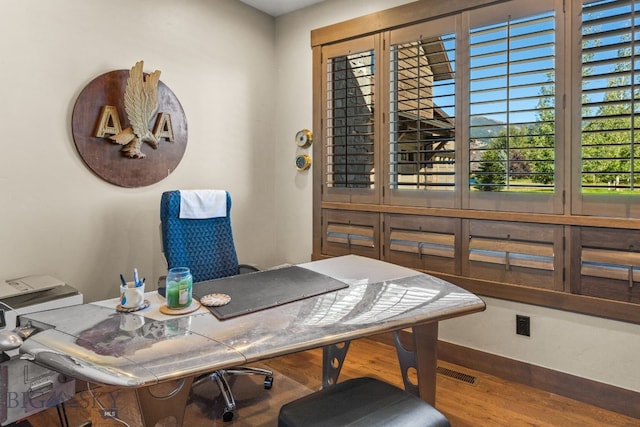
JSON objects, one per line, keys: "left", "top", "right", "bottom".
{"left": 120, "top": 281, "right": 145, "bottom": 309}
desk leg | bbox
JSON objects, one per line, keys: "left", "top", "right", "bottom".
{"left": 393, "top": 322, "right": 438, "bottom": 405}
{"left": 135, "top": 376, "right": 194, "bottom": 427}
{"left": 322, "top": 341, "right": 351, "bottom": 388}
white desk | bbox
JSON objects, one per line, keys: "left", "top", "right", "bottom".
{"left": 18, "top": 255, "right": 485, "bottom": 426}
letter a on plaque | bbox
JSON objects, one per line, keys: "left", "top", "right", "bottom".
{"left": 94, "top": 106, "right": 123, "bottom": 138}
{"left": 153, "top": 112, "right": 175, "bottom": 142}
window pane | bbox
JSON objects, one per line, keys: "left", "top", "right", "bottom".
{"left": 581, "top": 0, "right": 640, "bottom": 193}
{"left": 389, "top": 34, "right": 456, "bottom": 190}
{"left": 326, "top": 50, "right": 375, "bottom": 188}
{"left": 469, "top": 11, "right": 556, "bottom": 192}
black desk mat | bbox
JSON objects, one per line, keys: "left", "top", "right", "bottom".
{"left": 192, "top": 266, "right": 349, "bottom": 320}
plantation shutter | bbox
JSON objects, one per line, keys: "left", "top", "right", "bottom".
{"left": 321, "top": 36, "right": 380, "bottom": 204}
{"left": 385, "top": 17, "right": 459, "bottom": 208}
{"left": 389, "top": 31, "right": 456, "bottom": 188}
{"left": 468, "top": 9, "right": 556, "bottom": 192}
{"left": 580, "top": 0, "right": 640, "bottom": 193}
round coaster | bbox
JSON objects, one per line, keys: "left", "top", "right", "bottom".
{"left": 200, "top": 293, "right": 231, "bottom": 307}
{"left": 116, "top": 299, "right": 150, "bottom": 313}
{"left": 159, "top": 299, "right": 201, "bottom": 315}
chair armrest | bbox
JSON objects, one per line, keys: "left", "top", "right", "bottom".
{"left": 157, "top": 276, "right": 166, "bottom": 297}
{"left": 239, "top": 264, "right": 259, "bottom": 274}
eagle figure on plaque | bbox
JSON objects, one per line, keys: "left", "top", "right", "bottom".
{"left": 109, "top": 61, "right": 161, "bottom": 158}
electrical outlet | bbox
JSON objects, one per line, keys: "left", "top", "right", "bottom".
{"left": 516, "top": 315, "right": 530, "bottom": 336}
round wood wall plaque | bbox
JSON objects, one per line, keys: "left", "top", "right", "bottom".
{"left": 72, "top": 67, "right": 188, "bottom": 188}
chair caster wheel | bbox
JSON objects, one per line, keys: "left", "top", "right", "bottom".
{"left": 264, "top": 375, "right": 274, "bottom": 389}
{"left": 223, "top": 410, "right": 234, "bottom": 422}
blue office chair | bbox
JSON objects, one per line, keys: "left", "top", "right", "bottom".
{"left": 160, "top": 190, "right": 274, "bottom": 422}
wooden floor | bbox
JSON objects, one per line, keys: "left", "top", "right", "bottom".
{"left": 23, "top": 337, "right": 639, "bottom": 427}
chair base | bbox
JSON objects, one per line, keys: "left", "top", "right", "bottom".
{"left": 192, "top": 366, "right": 274, "bottom": 422}
{"left": 278, "top": 377, "right": 450, "bottom": 427}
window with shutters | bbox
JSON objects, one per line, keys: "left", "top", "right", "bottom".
{"left": 311, "top": 0, "right": 640, "bottom": 323}
{"left": 321, "top": 36, "right": 380, "bottom": 204}
{"left": 575, "top": 0, "right": 640, "bottom": 217}
{"left": 386, "top": 17, "right": 458, "bottom": 208}
{"left": 469, "top": 11, "right": 556, "bottom": 192}
{"left": 466, "top": 0, "right": 562, "bottom": 213}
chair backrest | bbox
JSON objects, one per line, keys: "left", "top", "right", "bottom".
{"left": 160, "top": 190, "right": 240, "bottom": 282}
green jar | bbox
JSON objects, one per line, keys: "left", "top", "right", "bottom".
{"left": 166, "top": 267, "right": 192, "bottom": 309}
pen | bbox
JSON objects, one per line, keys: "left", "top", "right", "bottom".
{"left": 120, "top": 274, "right": 128, "bottom": 287}
{"left": 133, "top": 268, "right": 139, "bottom": 287}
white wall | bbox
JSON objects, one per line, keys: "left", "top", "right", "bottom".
{"left": 440, "top": 297, "right": 640, "bottom": 392}
{"left": 273, "top": 0, "right": 640, "bottom": 394}
{"left": 0, "top": 0, "right": 279, "bottom": 303}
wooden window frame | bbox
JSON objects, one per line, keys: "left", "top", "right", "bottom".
{"left": 311, "top": 0, "right": 640, "bottom": 325}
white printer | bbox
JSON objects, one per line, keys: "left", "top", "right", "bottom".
{"left": 0, "top": 275, "right": 82, "bottom": 426}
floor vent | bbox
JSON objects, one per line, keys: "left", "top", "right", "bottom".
{"left": 437, "top": 366, "right": 477, "bottom": 385}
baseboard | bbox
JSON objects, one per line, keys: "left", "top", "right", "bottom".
{"left": 371, "top": 332, "right": 640, "bottom": 419}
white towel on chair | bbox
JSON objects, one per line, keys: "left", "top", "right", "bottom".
{"left": 179, "top": 190, "right": 227, "bottom": 219}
